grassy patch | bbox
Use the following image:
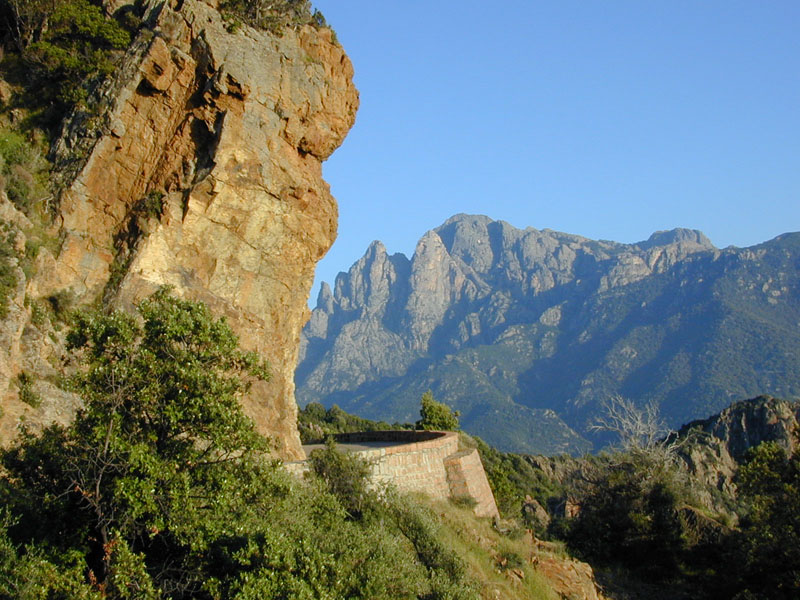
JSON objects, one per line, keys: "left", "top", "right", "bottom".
{"left": 422, "top": 495, "right": 562, "bottom": 600}
{"left": 0, "top": 128, "right": 50, "bottom": 216}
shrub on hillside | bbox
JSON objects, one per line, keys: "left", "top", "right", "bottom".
{"left": 0, "top": 222, "right": 17, "bottom": 318}
{"left": 307, "top": 437, "right": 376, "bottom": 520}
{"left": 564, "top": 453, "right": 689, "bottom": 577}
{"left": 219, "top": 0, "right": 328, "bottom": 34}
{"left": 0, "top": 130, "right": 48, "bottom": 215}
{"left": 297, "top": 401, "right": 399, "bottom": 443}
{"left": 1, "top": 0, "right": 131, "bottom": 132}
{"left": 416, "top": 390, "right": 460, "bottom": 431}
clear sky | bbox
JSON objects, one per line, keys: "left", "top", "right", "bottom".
{"left": 308, "top": 0, "right": 799, "bottom": 302}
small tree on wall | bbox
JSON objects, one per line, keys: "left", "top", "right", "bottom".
{"left": 416, "top": 390, "right": 460, "bottom": 431}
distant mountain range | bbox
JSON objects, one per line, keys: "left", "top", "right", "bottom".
{"left": 296, "top": 214, "right": 800, "bottom": 454}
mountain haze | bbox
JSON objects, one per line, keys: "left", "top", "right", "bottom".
{"left": 297, "top": 214, "right": 800, "bottom": 453}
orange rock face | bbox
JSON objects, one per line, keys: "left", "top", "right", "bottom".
{"left": 16, "top": 0, "right": 358, "bottom": 459}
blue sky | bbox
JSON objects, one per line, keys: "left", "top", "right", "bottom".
{"left": 308, "top": 0, "right": 799, "bottom": 301}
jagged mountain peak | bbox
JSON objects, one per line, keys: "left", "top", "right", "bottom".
{"left": 321, "top": 217, "right": 720, "bottom": 315}
{"left": 298, "top": 216, "right": 800, "bottom": 454}
{"left": 637, "top": 227, "right": 715, "bottom": 250}
{"left": 316, "top": 281, "right": 334, "bottom": 313}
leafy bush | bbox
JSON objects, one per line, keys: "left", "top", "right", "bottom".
{"left": 416, "top": 390, "right": 460, "bottom": 431}
{"left": 26, "top": 0, "right": 130, "bottom": 105}
{"left": 733, "top": 441, "right": 800, "bottom": 599}
{"left": 496, "top": 548, "right": 525, "bottom": 572}
{"left": 390, "top": 495, "right": 478, "bottom": 599}
{"left": 134, "top": 191, "right": 164, "bottom": 220}
{"left": 0, "top": 520, "right": 100, "bottom": 599}
{"left": 2, "top": 290, "right": 272, "bottom": 589}
{"left": 219, "top": 0, "right": 328, "bottom": 35}
{"left": 307, "top": 437, "right": 376, "bottom": 520}
{"left": 1, "top": 0, "right": 131, "bottom": 132}
{"left": 564, "top": 452, "right": 689, "bottom": 577}
{"left": 0, "top": 130, "right": 48, "bottom": 215}
{"left": 15, "top": 371, "right": 40, "bottom": 408}
{"left": 45, "top": 288, "right": 74, "bottom": 321}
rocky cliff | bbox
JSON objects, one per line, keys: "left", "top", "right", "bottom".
{"left": 0, "top": 0, "right": 358, "bottom": 459}
{"left": 297, "top": 214, "right": 800, "bottom": 453}
{"left": 676, "top": 395, "right": 800, "bottom": 512}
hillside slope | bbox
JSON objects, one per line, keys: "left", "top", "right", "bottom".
{"left": 297, "top": 214, "right": 800, "bottom": 453}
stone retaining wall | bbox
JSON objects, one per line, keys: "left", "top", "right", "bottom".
{"left": 444, "top": 449, "right": 499, "bottom": 518}
{"left": 286, "top": 431, "right": 499, "bottom": 518}
{"left": 341, "top": 431, "right": 460, "bottom": 502}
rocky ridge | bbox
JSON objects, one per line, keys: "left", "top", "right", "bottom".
{"left": 676, "top": 395, "right": 800, "bottom": 512}
{"left": 297, "top": 214, "right": 800, "bottom": 453}
{"left": 0, "top": 0, "right": 358, "bottom": 459}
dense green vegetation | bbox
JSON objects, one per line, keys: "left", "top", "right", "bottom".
{"left": 0, "top": 0, "right": 131, "bottom": 133}
{"left": 564, "top": 452, "right": 702, "bottom": 579}
{"left": 298, "top": 389, "right": 462, "bottom": 442}
{"left": 0, "top": 222, "right": 17, "bottom": 318}
{"left": 734, "top": 441, "right": 800, "bottom": 599}
{"left": 0, "top": 129, "right": 49, "bottom": 215}
{"left": 5, "top": 292, "right": 785, "bottom": 599}
{"left": 306, "top": 398, "right": 800, "bottom": 599}
{"left": 0, "top": 291, "right": 487, "bottom": 599}
{"left": 297, "top": 401, "right": 405, "bottom": 443}
{"left": 0, "top": 128, "right": 56, "bottom": 320}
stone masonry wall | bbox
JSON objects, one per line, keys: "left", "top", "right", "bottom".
{"left": 444, "top": 449, "right": 499, "bottom": 518}
{"left": 288, "top": 431, "right": 499, "bottom": 518}
{"left": 341, "top": 431, "right": 460, "bottom": 502}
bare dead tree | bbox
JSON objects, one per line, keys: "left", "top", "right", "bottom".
{"left": 588, "top": 394, "right": 692, "bottom": 476}
{"left": 589, "top": 395, "right": 668, "bottom": 451}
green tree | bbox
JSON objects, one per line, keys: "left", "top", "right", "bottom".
{"left": 1, "top": 289, "right": 270, "bottom": 592}
{"left": 297, "top": 401, "right": 398, "bottom": 443}
{"left": 734, "top": 441, "right": 800, "bottom": 599}
{"left": 416, "top": 390, "right": 460, "bottom": 432}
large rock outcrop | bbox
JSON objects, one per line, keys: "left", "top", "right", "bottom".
{"left": 1, "top": 0, "right": 358, "bottom": 459}
{"left": 297, "top": 214, "right": 800, "bottom": 453}
{"left": 676, "top": 395, "right": 800, "bottom": 512}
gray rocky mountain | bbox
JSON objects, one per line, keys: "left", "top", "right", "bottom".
{"left": 296, "top": 214, "right": 800, "bottom": 454}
